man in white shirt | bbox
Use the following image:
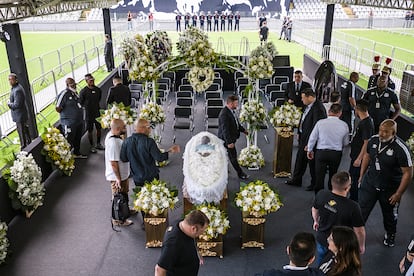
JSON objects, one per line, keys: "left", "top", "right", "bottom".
{"left": 105, "top": 119, "right": 133, "bottom": 226}
{"left": 307, "top": 103, "right": 349, "bottom": 194}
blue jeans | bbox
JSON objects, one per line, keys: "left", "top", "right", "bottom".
{"left": 316, "top": 242, "right": 329, "bottom": 266}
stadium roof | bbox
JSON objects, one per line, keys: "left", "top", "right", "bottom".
{"left": 0, "top": 0, "right": 117, "bottom": 23}
{"left": 322, "top": 0, "right": 413, "bottom": 10}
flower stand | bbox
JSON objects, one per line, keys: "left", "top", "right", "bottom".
{"left": 197, "top": 235, "right": 223, "bottom": 258}
{"left": 25, "top": 209, "right": 36, "bottom": 219}
{"left": 144, "top": 211, "right": 168, "bottom": 248}
{"left": 273, "top": 127, "right": 294, "bottom": 178}
{"left": 241, "top": 212, "right": 265, "bottom": 249}
{"left": 183, "top": 189, "right": 227, "bottom": 215}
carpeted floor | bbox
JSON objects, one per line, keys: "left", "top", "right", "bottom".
{"left": 1, "top": 90, "right": 413, "bottom": 276}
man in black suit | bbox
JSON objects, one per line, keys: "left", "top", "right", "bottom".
{"left": 218, "top": 95, "right": 249, "bottom": 180}
{"left": 285, "top": 70, "right": 312, "bottom": 109}
{"left": 285, "top": 89, "right": 327, "bottom": 190}
{"left": 106, "top": 76, "right": 132, "bottom": 107}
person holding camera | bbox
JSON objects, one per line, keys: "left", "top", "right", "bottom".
{"left": 399, "top": 235, "right": 414, "bottom": 275}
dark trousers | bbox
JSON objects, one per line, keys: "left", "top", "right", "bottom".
{"left": 221, "top": 21, "right": 225, "bottom": 31}
{"left": 207, "top": 22, "right": 211, "bottom": 31}
{"left": 16, "top": 121, "right": 31, "bottom": 149}
{"left": 340, "top": 110, "right": 352, "bottom": 133}
{"left": 64, "top": 122, "right": 83, "bottom": 155}
{"left": 86, "top": 119, "right": 102, "bottom": 145}
{"left": 185, "top": 21, "right": 189, "bottom": 29}
{"left": 214, "top": 21, "right": 219, "bottom": 31}
{"left": 314, "top": 149, "right": 342, "bottom": 194}
{"left": 176, "top": 21, "right": 181, "bottom": 32}
{"left": 105, "top": 55, "right": 114, "bottom": 72}
{"left": 226, "top": 145, "right": 243, "bottom": 176}
{"left": 292, "top": 143, "right": 315, "bottom": 187}
{"left": 228, "top": 21, "right": 232, "bottom": 31}
{"left": 349, "top": 160, "right": 360, "bottom": 201}
{"left": 200, "top": 22, "right": 204, "bottom": 30}
{"left": 235, "top": 21, "right": 239, "bottom": 31}
{"left": 359, "top": 181, "right": 399, "bottom": 235}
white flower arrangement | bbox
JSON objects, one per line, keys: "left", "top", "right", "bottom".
{"left": 120, "top": 37, "right": 139, "bottom": 68}
{"left": 247, "top": 55, "right": 273, "bottom": 79}
{"left": 406, "top": 132, "right": 414, "bottom": 162}
{"left": 41, "top": 127, "right": 75, "bottom": 176}
{"left": 140, "top": 101, "right": 166, "bottom": 125}
{"left": 196, "top": 204, "right": 230, "bottom": 241}
{"left": 134, "top": 179, "right": 179, "bottom": 216}
{"left": 0, "top": 222, "right": 9, "bottom": 265}
{"left": 235, "top": 180, "right": 283, "bottom": 217}
{"left": 239, "top": 100, "right": 268, "bottom": 130}
{"left": 188, "top": 66, "right": 215, "bottom": 93}
{"left": 269, "top": 102, "right": 302, "bottom": 128}
{"left": 238, "top": 145, "right": 265, "bottom": 168}
{"left": 3, "top": 152, "right": 45, "bottom": 213}
{"left": 130, "top": 53, "right": 160, "bottom": 82}
{"left": 251, "top": 43, "right": 278, "bottom": 60}
{"left": 177, "top": 26, "right": 209, "bottom": 57}
{"left": 98, "top": 102, "right": 137, "bottom": 129}
{"left": 183, "top": 39, "right": 216, "bottom": 68}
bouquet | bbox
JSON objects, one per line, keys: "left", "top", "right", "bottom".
{"left": 129, "top": 53, "right": 160, "bottom": 82}
{"left": 3, "top": 152, "right": 45, "bottom": 212}
{"left": 188, "top": 66, "right": 215, "bottom": 93}
{"left": 247, "top": 55, "right": 273, "bottom": 79}
{"left": 140, "top": 101, "right": 166, "bottom": 125}
{"left": 235, "top": 180, "right": 283, "bottom": 217}
{"left": 238, "top": 145, "right": 265, "bottom": 168}
{"left": 133, "top": 179, "right": 179, "bottom": 216}
{"left": 120, "top": 37, "right": 139, "bottom": 68}
{"left": 98, "top": 102, "right": 137, "bottom": 129}
{"left": 406, "top": 132, "right": 414, "bottom": 163}
{"left": 177, "top": 26, "right": 209, "bottom": 56}
{"left": 239, "top": 100, "right": 267, "bottom": 130}
{"left": 196, "top": 204, "right": 230, "bottom": 241}
{"left": 41, "top": 127, "right": 75, "bottom": 176}
{"left": 269, "top": 102, "right": 302, "bottom": 128}
{"left": 250, "top": 42, "right": 278, "bottom": 60}
{"left": 0, "top": 222, "right": 9, "bottom": 265}
{"left": 183, "top": 39, "right": 217, "bottom": 68}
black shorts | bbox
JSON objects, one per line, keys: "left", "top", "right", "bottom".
{"left": 86, "top": 119, "right": 102, "bottom": 132}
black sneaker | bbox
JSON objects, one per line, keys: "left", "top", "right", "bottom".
{"left": 96, "top": 144, "right": 105, "bottom": 150}
{"left": 383, "top": 233, "right": 395, "bottom": 247}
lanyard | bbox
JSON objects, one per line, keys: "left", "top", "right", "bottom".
{"left": 377, "top": 138, "right": 395, "bottom": 156}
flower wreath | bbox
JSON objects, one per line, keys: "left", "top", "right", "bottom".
{"left": 188, "top": 66, "right": 215, "bottom": 93}
{"left": 0, "top": 221, "right": 9, "bottom": 265}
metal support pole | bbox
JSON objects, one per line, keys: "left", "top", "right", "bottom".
{"left": 322, "top": 4, "right": 335, "bottom": 60}
{"left": 2, "top": 23, "right": 38, "bottom": 140}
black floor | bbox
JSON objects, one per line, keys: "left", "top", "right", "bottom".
{"left": 1, "top": 91, "right": 413, "bottom": 276}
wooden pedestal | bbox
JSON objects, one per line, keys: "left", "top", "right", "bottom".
{"left": 144, "top": 211, "right": 168, "bottom": 248}
{"left": 273, "top": 127, "right": 294, "bottom": 178}
{"left": 241, "top": 213, "right": 265, "bottom": 249}
{"left": 197, "top": 235, "right": 224, "bottom": 258}
{"left": 183, "top": 189, "right": 228, "bottom": 214}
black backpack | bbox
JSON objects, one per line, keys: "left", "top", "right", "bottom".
{"left": 111, "top": 192, "right": 130, "bottom": 229}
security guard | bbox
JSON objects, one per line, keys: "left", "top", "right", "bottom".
{"left": 358, "top": 119, "right": 413, "bottom": 247}
{"left": 363, "top": 75, "right": 400, "bottom": 132}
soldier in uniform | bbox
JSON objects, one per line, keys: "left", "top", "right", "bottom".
{"left": 362, "top": 75, "right": 401, "bottom": 132}
{"left": 191, "top": 13, "right": 197, "bottom": 27}
{"left": 213, "top": 11, "right": 219, "bottom": 31}
{"left": 175, "top": 13, "right": 181, "bottom": 32}
{"left": 227, "top": 12, "right": 233, "bottom": 31}
{"left": 220, "top": 11, "right": 226, "bottom": 31}
{"left": 199, "top": 12, "right": 205, "bottom": 30}
{"left": 367, "top": 63, "right": 381, "bottom": 90}
{"left": 381, "top": 64, "right": 396, "bottom": 91}
{"left": 184, "top": 13, "right": 190, "bottom": 30}
{"left": 207, "top": 11, "right": 212, "bottom": 31}
{"left": 234, "top": 11, "right": 241, "bottom": 31}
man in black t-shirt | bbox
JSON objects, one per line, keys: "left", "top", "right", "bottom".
{"left": 340, "top": 72, "right": 359, "bottom": 133}
{"left": 312, "top": 171, "right": 366, "bottom": 265}
{"left": 362, "top": 75, "right": 400, "bottom": 132}
{"left": 79, "top": 73, "right": 103, "bottom": 153}
{"left": 259, "top": 13, "right": 266, "bottom": 27}
{"left": 359, "top": 119, "right": 413, "bottom": 247}
{"left": 155, "top": 210, "right": 209, "bottom": 276}
{"left": 349, "top": 100, "right": 374, "bottom": 201}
